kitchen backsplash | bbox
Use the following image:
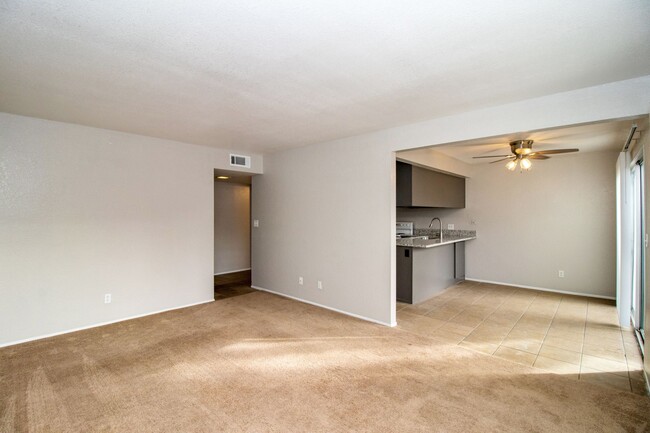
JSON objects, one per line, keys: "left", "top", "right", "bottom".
{"left": 395, "top": 207, "right": 474, "bottom": 231}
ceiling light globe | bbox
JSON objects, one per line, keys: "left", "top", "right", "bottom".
{"left": 505, "top": 160, "right": 517, "bottom": 171}
{"left": 520, "top": 158, "right": 532, "bottom": 170}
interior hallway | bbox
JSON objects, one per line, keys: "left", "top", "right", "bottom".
{"left": 2, "top": 286, "right": 649, "bottom": 432}
{"left": 398, "top": 281, "right": 645, "bottom": 394}
{"left": 214, "top": 270, "right": 254, "bottom": 300}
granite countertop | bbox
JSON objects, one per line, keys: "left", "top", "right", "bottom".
{"left": 396, "top": 228, "right": 476, "bottom": 249}
{"left": 396, "top": 235, "right": 476, "bottom": 248}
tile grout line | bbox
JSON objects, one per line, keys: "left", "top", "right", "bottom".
{"left": 425, "top": 283, "right": 508, "bottom": 328}
{"left": 416, "top": 281, "right": 478, "bottom": 316}
{"left": 550, "top": 300, "right": 585, "bottom": 357}
{"left": 612, "top": 303, "right": 635, "bottom": 391}
{"left": 493, "top": 288, "right": 543, "bottom": 353}
{"left": 578, "top": 299, "right": 589, "bottom": 381}
{"left": 581, "top": 301, "right": 633, "bottom": 392}
{"left": 458, "top": 288, "right": 539, "bottom": 355}
{"left": 496, "top": 290, "right": 540, "bottom": 352}
{"left": 531, "top": 295, "right": 563, "bottom": 368}
{"left": 423, "top": 284, "right": 516, "bottom": 347}
{"left": 614, "top": 311, "right": 635, "bottom": 392}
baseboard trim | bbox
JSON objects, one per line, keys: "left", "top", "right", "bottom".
{"left": 214, "top": 268, "right": 251, "bottom": 276}
{"left": 251, "top": 285, "right": 396, "bottom": 327}
{"left": 0, "top": 299, "right": 215, "bottom": 348}
{"left": 465, "top": 278, "right": 616, "bottom": 300}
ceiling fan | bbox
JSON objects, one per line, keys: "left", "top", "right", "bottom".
{"left": 473, "top": 140, "right": 579, "bottom": 171}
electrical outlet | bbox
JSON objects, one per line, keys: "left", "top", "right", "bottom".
{"left": 298, "top": 277, "right": 303, "bottom": 285}
{"left": 104, "top": 294, "right": 112, "bottom": 304}
{"left": 317, "top": 280, "right": 323, "bottom": 290}
{"left": 447, "top": 224, "right": 454, "bottom": 230}
{"left": 253, "top": 219, "right": 259, "bottom": 228}
{"left": 558, "top": 270, "right": 565, "bottom": 278}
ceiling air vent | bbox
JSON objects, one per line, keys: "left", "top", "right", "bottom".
{"left": 230, "top": 154, "right": 251, "bottom": 168}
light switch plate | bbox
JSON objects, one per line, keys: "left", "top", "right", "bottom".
{"left": 447, "top": 224, "right": 454, "bottom": 230}
{"left": 253, "top": 219, "right": 259, "bottom": 228}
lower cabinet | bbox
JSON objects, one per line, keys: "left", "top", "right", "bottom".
{"left": 397, "top": 241, "right": 467, "bottom": 304}
{"left": 396, "top": 247, "right": 413, "bottom": 303}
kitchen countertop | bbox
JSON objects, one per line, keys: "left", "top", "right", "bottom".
{"left": 396, "top": 236, "right": 476, "bottom": 249}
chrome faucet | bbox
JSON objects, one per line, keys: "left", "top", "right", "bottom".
{"left": 428, "top": 217, "right": 443, "bottom": 242}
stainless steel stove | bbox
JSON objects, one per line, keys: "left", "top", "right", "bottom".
{"left": 396, "top": 221, "right": 414, "bottom": 238}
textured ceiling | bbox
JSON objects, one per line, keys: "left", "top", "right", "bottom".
{"left": 1, "top": 1, "right": 650, "bottom": 153}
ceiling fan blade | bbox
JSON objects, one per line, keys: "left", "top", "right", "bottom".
{"left": 533, "top": 148, "right": 579, "bottom": 155}
{"left": 472, "top": 155, "right": 512, "bottom": 159}
{"left": 489, "top": 157, "right": 514, "bottom": 164}
{"left": 528, "top": 154, "right": 550, "bottom": 160}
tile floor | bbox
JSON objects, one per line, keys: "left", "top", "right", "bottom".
{"left": 397, "top": 280, "right": 647, "bottom": 395}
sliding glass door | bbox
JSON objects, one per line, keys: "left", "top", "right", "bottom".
{"left": 632, "top": 161, "right": 645, "bottom": 343}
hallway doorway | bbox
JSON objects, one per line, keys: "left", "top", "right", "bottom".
{"left": 214, "top": 169, "right": 253, "bottom": 300}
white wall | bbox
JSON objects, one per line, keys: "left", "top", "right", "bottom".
{"left": 252, "top": 76, "right": 650, "bottom": 326}
{"left": 214, "top": 182, "right": 250, "bottom": 274}
{"left": 251, "top": 139, "right": 395, "bottom": 325}
{"left": 466, "top": 151, "right": 618, "bottom": 297}
{"left": 0, "top": 112, "right": 262, "bottom": 346}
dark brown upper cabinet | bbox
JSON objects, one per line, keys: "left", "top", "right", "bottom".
{"left": 396, "top": 161, "right": 465, "bottom": 208}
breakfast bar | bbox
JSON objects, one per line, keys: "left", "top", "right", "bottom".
{"left": 396, "top": 234, "right": 475, "bottom": 304}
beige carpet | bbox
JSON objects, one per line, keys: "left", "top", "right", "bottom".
{"left": 1, "top": 291, "right": 649, "bottom": 432}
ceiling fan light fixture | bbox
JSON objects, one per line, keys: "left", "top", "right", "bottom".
{"left": 511, "top": 140, "right": 534, "bottom": 156}
{"left": 505, "top": 159, "right": 518, "bottom": 171}
{"left": 473, "top": 139, "right": 579, "bottom": 172}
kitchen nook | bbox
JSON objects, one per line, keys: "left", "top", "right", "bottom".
{"left": 396, "top": 161, "right": 476, "bottom": 304}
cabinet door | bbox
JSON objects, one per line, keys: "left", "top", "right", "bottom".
{"left": 411, "top": 165, "right": 465, "bottom": 208}
{"left": 396, "top": 248, "right": 413, "bottom": 303}
{"left": 396, "top": 162, "right": 413, "bottom": 207}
